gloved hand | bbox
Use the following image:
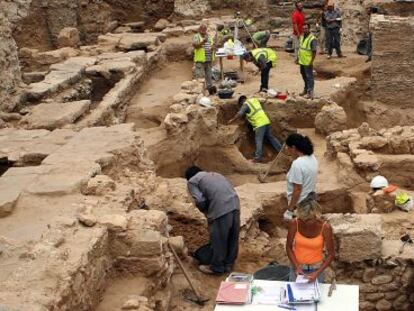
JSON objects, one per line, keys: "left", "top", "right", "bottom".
{"left": 283, "top": 209, "right": 295, "bottom": 221}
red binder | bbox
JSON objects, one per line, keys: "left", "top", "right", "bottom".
{"left": 216, "top": 281, "right": 250, "bottom": 304}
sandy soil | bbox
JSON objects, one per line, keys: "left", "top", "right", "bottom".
{"left": 126, "top": 62, "right": 193, "bottom": 129}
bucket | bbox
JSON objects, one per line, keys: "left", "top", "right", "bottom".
{"left": 276, "top": 93, "right": 287, "bottom": 100}
{"left": 227, "top": 55, "right": 235, "bottom": 60}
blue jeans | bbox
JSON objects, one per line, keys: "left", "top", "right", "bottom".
{"left": 300, "top": 65, "right": 314, "bottom": 94}
{"left": 289, "top": 264, "right": 325, "bottom": 283}
{"left": 254, "top": 124, "right": 282, "bottom": 161}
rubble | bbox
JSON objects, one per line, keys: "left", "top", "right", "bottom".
{"left": 174, "top": 0, "right": 211, "bottom": 18}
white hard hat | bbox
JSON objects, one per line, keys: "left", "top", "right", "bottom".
{"left": 370, "top": 175, "right": 389, "bottom": 189}
{"left": 198, "top": 96, "right": 212, "bottom": 107}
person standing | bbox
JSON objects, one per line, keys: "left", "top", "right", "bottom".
{"left": 283, "top": 133, "right": 318, "bottom": 221}
{"left": 324, "top": 2, "right": 343, "bottom": 59}
{"left": 318, "top": 1, "right": 329, "bottom": 54}
{"left": 252, "top": 30, "right": 271, "bottom": 48}
{"left": 292, "top": 1, "right": 305, "bottom": 61}
{"left": 243, "top": 47, "right": 277, "bottom": 92}
{"left": 185, "top": 166, "right": 240, "bottom": 274}
{"left": 286, "top": 201, "right": 335, "bottom": 283}
{"left": 193, "top": 24, "right": 215, "bottom": 91}
{"left": 228, "top": 96, "right": 282, "bottom": 163}
{"left": 298, "top": 24, "right": 317, "bottom": 99}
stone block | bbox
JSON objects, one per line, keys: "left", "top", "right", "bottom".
{"left": 128, "top": 209, "right": 168, "bottom": 234}
{"left": 376, "top": 299, "right": 392, "bottom": 311}
{"left": 57, "top": 27, "right": 80, "bottom": 48}
{"left": 118, "top": 33, "right": 161, "bottom": 51}
{"left": 154, "top": 18, "right": 170, "bottom": 31}
{"left": 372, "top": 275, "right": 393, "bottom": 285}
{"left": 315, "top": 101, "right": 347, "bottom": 136}
{"left": 326, "top": 214, "right": 382, "bottom": 263}
{"left": 128, "top": 229, "right": 163, "bottom": 257}
{"left": 99, "top": 214, "right": 128, "bottom": 232}
{"left": 162, "top": 27, "right": 184, "bottom": 37}
{"left": 20, "top": 100, "right": 91, "bottom": 130}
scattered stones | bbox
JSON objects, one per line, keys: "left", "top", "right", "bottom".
{"left": 82, "top": 174, "right": 116, "bottom": 195}
{"left": 78, "top": 207, "right": 97, "bottom": 227}
{"left": 57, "top": 27, "right": 80, "bottom": 48}
{"left": 99, "top": 214, "right": 128, "bottom": 232}
{"left": 315, "top": 101, "right": 347, "bottom": 136}
{"left": 154, "top": 18, "right": 170, "bottom": 31}
{"left": 174, "top": 0, "right": 211, "bottom": 18}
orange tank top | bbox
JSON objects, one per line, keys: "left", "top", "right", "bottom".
{"left": 293, "top": 219, "right": 326, "bottom": 265}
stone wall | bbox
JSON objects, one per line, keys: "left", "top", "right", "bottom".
{"left": 0, "top": 0, "right": 31, "bottom": 112}
{"left": 13, "top": 0, "right": 175, "bottom": 50}
{"left": 370, "top": 15, "right": 414, "bottom": 107}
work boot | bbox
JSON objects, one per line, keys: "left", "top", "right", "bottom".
{"left": 250, "top": 158, "right": 262, "bottom": 164}
{"left": 299, "top": 90, "right": 307, "bottom": 96}
{"left": 199, "top": 265, "right": 223, "bottom": 275}
{"left": 326, "top": 55, "right": 332, "bottom": 59}
{"left": 304, "top": 91, "right": 314, "bottom": 100}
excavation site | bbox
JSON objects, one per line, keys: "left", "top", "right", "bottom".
{"left": 1, "top": 0, "right": 414, "bottom": 310}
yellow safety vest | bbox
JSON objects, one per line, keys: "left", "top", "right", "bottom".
{"left": 193, "top": 33, "right": 215, "bottom": 63}
{"left": 245, "top": 98, "right": 271, "bottom": 130}
{"left": 298, "top": 34, "right": 316, "bottom": 66}
{"left": 252, "top": 48, "right": 277, "bottom": 67}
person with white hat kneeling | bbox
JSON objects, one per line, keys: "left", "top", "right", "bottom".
{"left": 369, "top": 175, "right": 413, "bottom": 213}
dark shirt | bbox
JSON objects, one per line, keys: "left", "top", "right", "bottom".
{"left": 187, "top": 172, "right": 240, "bottom": 221}
{"left": 324, "top": 9, "right": 342, "bottom": 29}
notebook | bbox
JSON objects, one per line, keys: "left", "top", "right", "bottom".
{"left": 285, "top": 280, "right": 321, "bottom": 304}
{"left": 216, "top": 281, "right": 250, "bottom": 304}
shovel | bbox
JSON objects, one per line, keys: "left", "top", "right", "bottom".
{"left": 258, "top": 144, "right": 286, "bottom": 183}
{"left": 399, "top": 234, "right": 413, "bottom": 254}
{"left": 168, "top": 241, "right": 209, "bottom": 306}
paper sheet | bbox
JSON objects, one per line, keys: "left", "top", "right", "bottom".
{"left": 253, "top": 284, "right": 281, "bottom": 305}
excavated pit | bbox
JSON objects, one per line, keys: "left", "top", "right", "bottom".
{"left": 3, "top": 4, "right": 414, "bottom": 311}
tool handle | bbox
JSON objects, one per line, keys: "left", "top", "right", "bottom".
{"left": 168, "top": 241, "right": 203, "bottom": 301}
{"left": 261, "top": 143, "right": 286, "bottom": 180}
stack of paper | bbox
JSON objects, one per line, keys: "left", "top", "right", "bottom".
{"left": 216, "top": 281, "right": 251, "bottom": 305}
{"left": 285, "top": 279, "right": 321, "bottom": 304}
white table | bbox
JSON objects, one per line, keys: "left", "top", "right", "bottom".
{"left": 214, "top": 280, "right": 359, "bottom": 311}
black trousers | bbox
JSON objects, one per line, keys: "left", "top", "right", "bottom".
{"left": 326, "top": 27, "right": 342, "bottom": 56}
{"left": 208, "top": 210, "right": 240, "bottom": 273}
{"left": 260, "top": 62, "right": 273, "bottom": 91}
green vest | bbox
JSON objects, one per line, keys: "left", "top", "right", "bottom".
{"left": 193, "top": 33, "right": 214, "bottom": 63}
{"left": 298, "top": 34, "right": 316, "bottom": 66}
{"left": 245, "top": 98, "right": 271, "bottom": 130}
{"left": 252, "top": 48, "right": 277, "bottom": 67}
{"left": 252, "top": 31, "right": 267, "bottom": 43}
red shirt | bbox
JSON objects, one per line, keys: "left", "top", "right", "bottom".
{"left": 292, "top": 10, "right": 305, "bottom": 36}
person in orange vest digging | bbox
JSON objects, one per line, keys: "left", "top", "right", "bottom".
{"left": 228, "top": 95, "right": 282, "bottom": 163}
